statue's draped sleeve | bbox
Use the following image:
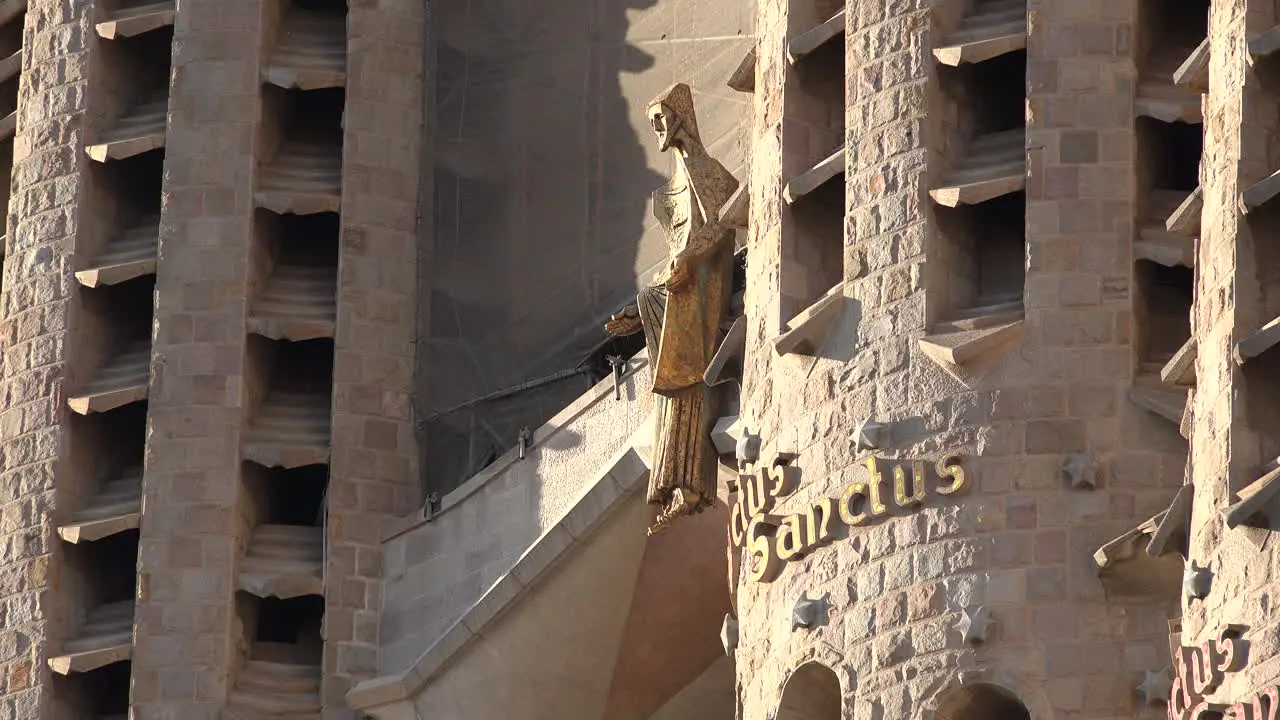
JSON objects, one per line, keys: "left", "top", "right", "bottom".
{"left": 647, "top": 153, "right": 739, "bottom": 396}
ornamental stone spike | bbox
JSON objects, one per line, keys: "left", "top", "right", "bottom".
{"left": 736, "top": 431, "right": 761, "bottom": 465}
{"left": 791, "top": 592, "right": 827, "bottom": 631}
{"left": 954, "top": 606, "right": 994, "bottom": 644}
{"left": 1136, "top": 667, "right": 1172, "bottom": 706}
{"left": 850, "top": 417, "right": 887, "bottom": 455}
{"left": 720, "top": 614, "right": 739, "bottom": 656}
{"left": 1062, "top": 452, "right": 1098, "bottom": 490}
{"left": 1184, "top": 560, "right": 1212, "bottom": 600}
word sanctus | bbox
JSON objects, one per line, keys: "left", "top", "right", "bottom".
{"left": 1168, "top": 626, "right": 1272, "bottom": 720}
{"left": 728, "top": 455, "right": 966, "bottom": 583}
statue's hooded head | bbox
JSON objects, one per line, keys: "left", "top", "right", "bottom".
{"left": 648, "top": 83, "right": 700, "bottom": 152}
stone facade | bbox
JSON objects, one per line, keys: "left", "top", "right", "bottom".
{"left": 5, "top": 0, "right": 1280, "bottom": 718}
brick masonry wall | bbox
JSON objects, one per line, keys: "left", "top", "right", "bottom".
{"left": 0, "top": 0, "right": 89, "bottom": 717}
{"left": 735, "top": 0, "right": 1187, "bottom": 717}
{"left": 323, "top": 0, "right": 425, "bottom": 712}
{"left": 129, "top": 0, "right": 261, "bottom": 715}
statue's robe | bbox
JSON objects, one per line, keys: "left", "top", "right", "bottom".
{"left": 637, "top": 144, "right": 738, "bottom": 519}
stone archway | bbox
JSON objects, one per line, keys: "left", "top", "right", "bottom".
{"left": 935, "top": 682, "right": 1032, "bottom": 720}
{"left": 775, "top": 661, "right": 842, "bottom": 720}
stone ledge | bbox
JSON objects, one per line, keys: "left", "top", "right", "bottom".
{"left": 1164, "top": 185, "right": 1202, "bottom": 236}
{"left": 380, "top": 351, "right": 650, "bottom": 542}
{"left": 1172, "top": 37, "right": 1209, "bottom": 92}
{"left": 1249, "top": 25, "right": 1280, "bottom": 59}
{"left": 95, "top": 0, "right": 174, "bottom": 40}
{"left": 782, "top": 148, "right": 843, "bottom": 205}
{"left": 786, "top": 9, "right": 845, "bottom": 64}
{"left": 918, "top": 300, "right": 1024, "bottom": 369}
{"left": 346, "top": 443, "right": 650, "bottom": 712}
{"left": 932, "top": 0, "right": 1026, "bottom": 67}
{"left": 1159, "top": 337, "right": 1196, "bottom": 386}
{"left": 726, "top": 47, "right": 755, "bottom": 93}
{"left": 1224, "top": 465, "right": 1280, "bottom": 530}
{"left": 772, "top": 283, "right": 844, "bottom": 357}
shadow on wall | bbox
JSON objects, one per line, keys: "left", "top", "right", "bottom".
{"left": 421, "top": 0, "right": 754, "bottom": 497}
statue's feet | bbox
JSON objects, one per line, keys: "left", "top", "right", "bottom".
{"left": 605, "top": 305, "right": 643, "bottom": 336}
{"left": 646, "top": 489, "right": 703, "bottom": 536}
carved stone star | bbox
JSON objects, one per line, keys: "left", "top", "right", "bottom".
{"left": 792, "top": 592, "right": 827, "bottom": 631}
{"left": 1184, "top": 560, "right": 1212, "bottom": 600}
{"left": 1136, "top": 667, "right": 1172, "bottom": 706}
{"left": 850, "top": 417, "right": 887, "bottom": 454}
{"left": 1062, "top": 452, "right": 1098, "bottom": 490}
{"left": 736, "top": 432, "right": 761, "bottom": 464}
{"left": 720, "top": 613, "right": 739, "bottom": 655}
{"left": 954, "top": 606, "right": 994, "bottom": 644}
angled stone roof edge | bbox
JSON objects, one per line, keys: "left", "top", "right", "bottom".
{"left": 347, "top": 438, "right": 652, "bottom": 712}
{"left": 381, "top": 349, "right": 651, "bottom": 542}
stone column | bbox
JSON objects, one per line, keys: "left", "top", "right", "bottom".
{"left": 129, "top": 0, "right": 261, "bottom": 716}
{"left": 0, "top": 0, "right": 82, "bottom": 718}
{"left": 324, "top": 2, "right": 424, "bottom": 715}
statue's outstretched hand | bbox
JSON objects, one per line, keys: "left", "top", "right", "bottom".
{"left": 605, "top": 305, "right": 643, "bottom": 336}
{"left": 663, "top": 254, "right": 693, "bottom": 291}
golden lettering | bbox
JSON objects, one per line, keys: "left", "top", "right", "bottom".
{"left": 839, "top": 481, "right": 869, "bottom": 526}
{"left": 768, "top": 461, "right": 799, "bottom": 499}
{"left": 746, "top": 515, "right": 782, "bottom": 583}
{"left": 745, "top": 468, "right": 770, "bottom": 517}
{"left": 934, "top": 454, "right": 966, "bottom": 495}
{"left": 805, "top": 498, "right": 836, "bottom": 549}
{"left": 776, "top": 514, "right": 805, "bottom": 561}
{"left": 729, "top": 498, "right": 748, "bottom": 547}
{"left": 893, "top": 461, "right": 926, "bottom": 508}
{"left": 865, "top": 457, "right": 888, "bottom": 516}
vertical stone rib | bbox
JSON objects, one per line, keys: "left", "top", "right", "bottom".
{"left": 129, "top": 0, "right": 262, "bottom": 715}
{"left": 324, "top": 0, "right": 423, "bottom": 711}
{"left": 0, "top": 0, "right": 83, "bottom": 717}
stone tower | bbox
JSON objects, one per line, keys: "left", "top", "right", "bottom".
{"left": 0, "top": 0, "right": 422, "bottom": 717}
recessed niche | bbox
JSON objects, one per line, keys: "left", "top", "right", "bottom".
{"left": 61, "top": 402, "right": 148, "bottom": 544}
{"left": 237, "top": 463, "right": 327, "bottom": 600}
{"left": 257, "top": 86, "right": 345, "bottom": 215}
{"left": 1136, "top": 261, "right": 1193, "bottom": 370}
{"left": 933, "top": 50, "right": 1027, "bottom": 208}
{"left": 243, "top": 337, "right": 334, "bottom": 469}
{"left": 50, "top": 530, "right": 138, "bottom": 676}
{"left": 229, "top": 593, "right": 323, "bottom": 716}
{"left": 78, "top": 149, "right": 164, "bottom": 289}
{"left": 1136, "top": 0, "right": 1207, "bottom": 123}
{"left": 935, "top": 191, "right": 1026, "bottom": 312}
{"left": 88, "top": 29, "right": 172, "bottom": 162}
{"left": 248, "top": 211, "right": 339, "bottom": 342}
{"left": 69, "top": 275, "right": 155, "bottom": 416}
{"left": 264, "top": 0, "right": 348, "bottom": 91}
{"left": 51, "top": 659, "right": 132, "bottom": 719}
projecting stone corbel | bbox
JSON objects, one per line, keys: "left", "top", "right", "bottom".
{"left": 1160, "top": 337, "right": 1197, "bottom": 387}
{"left": 711, "top": 415, "right": 744, "bottom": 457}
{"left": 931, "top": 3, "right": 1027, "bottom": 67}
{"left": 928, "top": 130, "right": 1026, "bottom": 208}
{"left": 1223, "top": 464, "right": 1280, "bottom": 530}
{"left": 726, "top": 48, "right": 756, "bottom": 93}
{"left": 1234, "top": 316, "right": 1280, "bottom": 365}
{"left": 1173, "top": 37, "right": 1210, "bottom": 92}
{"left": 1250, "top": 26, "right": 1280, "bottom": 60}
{"left": 773, "top": 283, "right": 844, "bottom": 357}
{"left": 1147, "top": 484, "right": 1193, "bottom": 559}
{"left": 1127, "top": 381, "right": 1189, "bottom": 431}
{"left": 1135, "top": 226, "right": 1194, "bottom": 269}
{"left": 786, "top": 9, "right": 846, "bottom": 64}
{"left": 705, "top": 316, "right": 747, "bottom": 387}
{"left": 918, "top": 301, "right": 1024, "bottom": 368}
{"left": 1165, "top": 186, "right": 1202, "bottom": 237}
{"left": 783, "top": 149, "right": 844, "bottom": 205}
{"left": 1093, "top": 511, "right": 1184, "bottom": 598}
{"left": 1240, "top": 169, "right": 1280, "bottom": 215}
{"left": 719, "top": 183, "right": 750, "bottom": 229}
